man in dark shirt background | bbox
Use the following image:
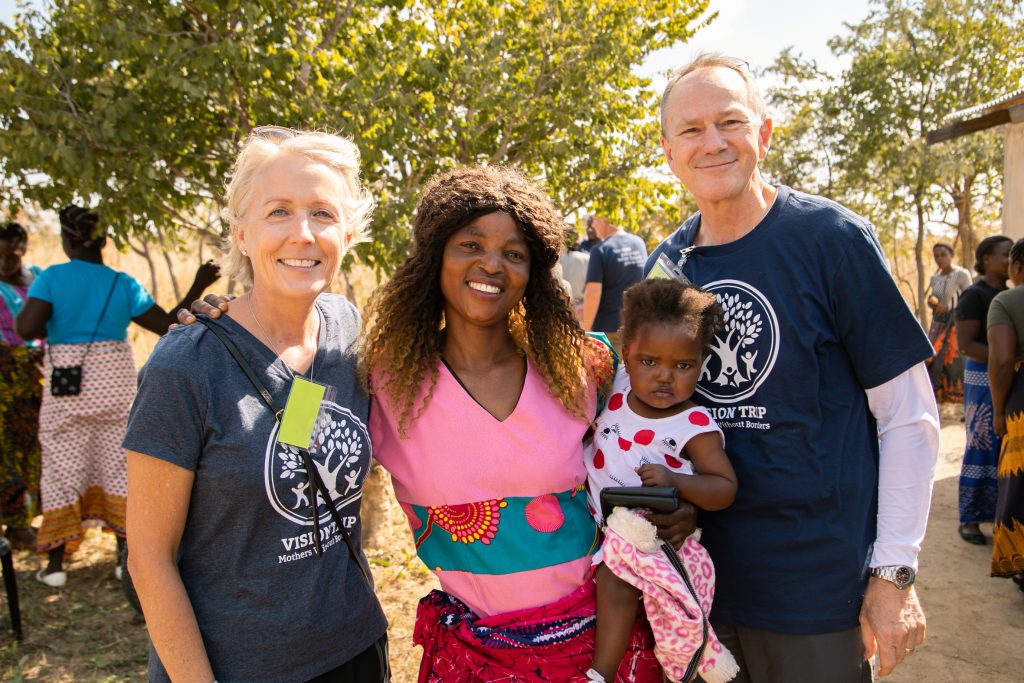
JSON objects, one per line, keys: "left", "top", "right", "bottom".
{"left": 582, "top": 215, "right": 647, "bottom": 350}
{"left": 578, "top": 216, "right": 601, "bottom": 253}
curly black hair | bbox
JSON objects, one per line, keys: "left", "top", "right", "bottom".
{"left": 619, "top": 278, "right": 724, "bottom": 354}
{"left": 359, "top": 166, "right": 612, "bottom": 435}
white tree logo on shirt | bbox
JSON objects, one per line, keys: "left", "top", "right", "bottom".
{"left": 264, "top": 402, "right": 370, "bottom": 525}
{"left": 698, "top": 280, "right": 780, "bottom": 404}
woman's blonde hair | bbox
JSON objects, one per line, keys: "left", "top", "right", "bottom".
{"left": 219, "top": 128, "right": 374, "bottom": 288}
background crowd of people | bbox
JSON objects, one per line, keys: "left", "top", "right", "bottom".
{"left": 0, "top": 50, "right": 1020, "bottom": 683}
{"left": 928, "top": 236, "right": 1024, "bottom": 594}
{"left": 1, "top": 208, "right": 219, "bottom": 589}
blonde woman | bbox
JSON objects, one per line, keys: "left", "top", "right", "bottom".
{"left": 124, "top": 129, "right": 388, "bottom": 683}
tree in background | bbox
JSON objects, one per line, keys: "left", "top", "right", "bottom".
{"left": 830, "top": 0, "right": 1022, "bottom": 324}
{"left": 0, "top": 0, "right": 711, "bottom": 272}
{"left": 763, "top": 0, "right": 1022, "bottom": 325}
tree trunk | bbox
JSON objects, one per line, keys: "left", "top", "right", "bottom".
{"left": 342, "top": 269, "right": 357, "bottom": 306}
{"left": 914, "top": 193, "right": 927, "bottom": 328}
{"left": 954, "top": 174, "right": 977, "bottom": 274}
{"left": 129, "top": 238, "right": 158, "bottom": 300}
{"left": 162, "top": 242, "right": 182, "bottom": 302}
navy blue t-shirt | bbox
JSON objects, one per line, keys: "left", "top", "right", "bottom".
{"left": 645, "top": 186, "right": 932, "bottom": 634}
{"left": 586, "top": 232, "right": 648, "bottom": 332}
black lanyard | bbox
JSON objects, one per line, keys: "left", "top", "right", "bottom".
{"left": 195, "top": 317, "right": 372, "bottom": 587}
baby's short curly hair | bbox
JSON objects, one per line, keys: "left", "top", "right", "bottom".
{"left": 620, "top": 278, "right": 724, "bottom": 353}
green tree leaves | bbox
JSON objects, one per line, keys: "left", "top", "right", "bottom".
{"left": 1, "top": 0, "right": 709, "bottom": 268}
{"left": 764, "top": 0, "right": 1023, "bottom": 323}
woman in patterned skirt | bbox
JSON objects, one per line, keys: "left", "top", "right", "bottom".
{"left": 15, "top": 205, "right": 219, "bottom": 586}
{"left": 0, "top": 222, "right": 43, "bottom": 549}
{"left": 986, "top": 237, "right": 1024, "bottom": 592}
{"left": 955, "top": 235, "right": 1012, "bottom": 545}
{"left": 926, "top": 243, "right": 972, "bottom": 403}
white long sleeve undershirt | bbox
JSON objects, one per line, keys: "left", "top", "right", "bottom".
{"left": 864, "top": 362, "right": 940, "bottom": 570}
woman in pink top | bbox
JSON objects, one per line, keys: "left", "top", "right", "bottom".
{"left": 360, "top": 167, "right": 687, "bottom": 682}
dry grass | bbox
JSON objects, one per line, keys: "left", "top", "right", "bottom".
{"left": 1, "top": 530, "right": 147, "bottom": 681}
{"left": 0, "top": 472, "right": 438, "bottom": 682}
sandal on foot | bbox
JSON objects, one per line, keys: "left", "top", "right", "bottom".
{"left": 35, "top": 569, "right": 67, "bottom": 587}
{"left": 958, "top": 523, "right": 986, "bottom": 545}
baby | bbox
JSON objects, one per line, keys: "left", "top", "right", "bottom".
{"left": 585, "top": 278, "right": 738, "bottom": 683}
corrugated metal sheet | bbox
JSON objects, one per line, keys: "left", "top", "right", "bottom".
{"left": 945, "top": 87, "right": 1024, "bottom": 124}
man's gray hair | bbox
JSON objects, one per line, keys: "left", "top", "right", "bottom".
{"left": 660, "top": 53, "right": 768, "bottom": 136}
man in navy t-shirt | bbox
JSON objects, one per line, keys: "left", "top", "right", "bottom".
{"left": 583, "top": 215, "right": 647, "bottom": 349}
{"left": 646, "top": 54, "right": 939, "bottom": 682}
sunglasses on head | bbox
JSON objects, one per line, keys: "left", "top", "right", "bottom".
{"left": 249, "top": 125, "right": 299, "bottom": 141}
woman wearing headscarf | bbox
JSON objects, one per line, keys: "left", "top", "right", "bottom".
{"left": 0, "top": 222, "right": 43, "bottom": 548}
{"left": 15, "top": 205, "right": 219, "bottom": 586}
{"left": 954, "top": 235, "right": 1012, "bottom": 545}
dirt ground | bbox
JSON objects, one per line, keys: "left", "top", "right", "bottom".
{"left": 2, "top": 406, "right": 1022, "bottom": 681}
{"left": 885, "top": 405, "right": 1024, "bottom": 682}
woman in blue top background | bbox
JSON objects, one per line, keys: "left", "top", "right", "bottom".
{"left": 954, "top": 235, "right": 1012, "bottom": 546}
{"left": 0, "top": 222, "right": 44, "bottom": 550}
{"left": 15, "top": 204, "right": 219, "bottom": 586}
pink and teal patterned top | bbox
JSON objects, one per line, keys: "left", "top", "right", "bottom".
{"left": 0, "top": 265, "right": 41, "bottom": 346}
{"left": 371, "top": 359, "right": 600, "bottom": 618}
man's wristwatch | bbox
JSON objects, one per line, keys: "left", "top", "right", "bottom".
{"left": 869, "top": 565, "right": 916, "bottom": 589}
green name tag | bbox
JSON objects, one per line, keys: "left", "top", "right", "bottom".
{"left": 647, "top": 260, "right": 675, "bottom": 280}
{"left": 277, "top": 377, "right": 328, "bottom": 448}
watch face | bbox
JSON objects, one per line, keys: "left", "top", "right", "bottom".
{"left": 895, "top": 566, "right": 913, "bottom": 587}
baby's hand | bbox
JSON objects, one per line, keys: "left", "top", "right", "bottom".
{"left": 636, "top": 464, "right": 673, "bottom": 488}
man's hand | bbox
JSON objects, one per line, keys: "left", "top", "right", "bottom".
{"left": 859, "top": 578, "right": 926, "bottom": 677}
{"left": 647, "top": 501, "right": 695, "bottom": 550}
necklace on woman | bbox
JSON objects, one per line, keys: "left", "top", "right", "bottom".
{"left": 246, "top": 293, "right": 318, "bottom": 379}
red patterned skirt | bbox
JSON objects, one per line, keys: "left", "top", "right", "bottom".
{"left": 413, "top": 579, "right": 662, "bottom": 682}
{"left": 37, "top": 340, "right": 135, "bottom": 554}
{"left": 928, "top": 318, "right": 963, "bottom": 403}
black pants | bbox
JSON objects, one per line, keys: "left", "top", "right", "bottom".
{"left": 306, "top": 635, "right": 389, "bottom": 683}
{"left": 710, "top": 623, "right": 872, "bottom": 683}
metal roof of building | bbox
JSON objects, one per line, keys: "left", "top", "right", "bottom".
{"left": 945, "top": 86, "right": 1024, "bottom": 124}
